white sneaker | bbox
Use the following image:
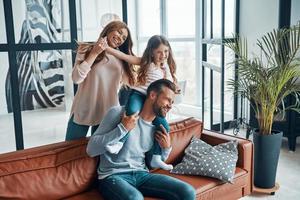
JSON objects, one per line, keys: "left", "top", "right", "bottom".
{"left": 150, "top": 155, "right": 173, "bottom": 170}
{"left": 105, "top": 142, "right": 124, "bottom": 154}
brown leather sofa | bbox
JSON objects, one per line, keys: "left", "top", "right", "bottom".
{"left": 0, "top": 118, "right": 253, "bottom": 200}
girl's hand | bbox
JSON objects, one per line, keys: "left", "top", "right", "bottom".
{"left": 91, "top": 37, "right": 108, "bottom": 55}
{"left": 175, "top": 84, "right": 181, "bottom": 94}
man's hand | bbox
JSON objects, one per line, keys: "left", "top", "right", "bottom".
{"left": 155, "top": 125, "right": 171, "bottom": 149}
{"left": 121, "top": 112, "right": 139, "bottom": 131}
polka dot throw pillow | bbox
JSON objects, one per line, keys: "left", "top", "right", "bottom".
{"left": 171, "top": 137, "right": 238, "bottom": 183}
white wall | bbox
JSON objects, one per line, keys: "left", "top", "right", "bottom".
{"left": 239, "top": 0, "right": 279, "bottom": 120}
{"left": 239, "top": 0, "right": 279, "bottom": 55}
{"left": 291, "top": 0, "right": 300, "bottom": 26}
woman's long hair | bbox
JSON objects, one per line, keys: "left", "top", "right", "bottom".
{"left": 138, "top": 35, "right": 177, "bottom": 85}
{"left": 76, "top": 21, "right": 135, "bottom": 85}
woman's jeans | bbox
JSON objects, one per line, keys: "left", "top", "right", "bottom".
{"left": 123, "top": 90, "right": 170, "bottom": 155}
{"left": 65, "top": 115, "right": 99, "bottom": 141}
{"left": 98, "top": 171, "right": 196, "bottom": 200}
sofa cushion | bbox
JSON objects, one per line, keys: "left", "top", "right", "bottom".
{"left": 65, "top": 167, "right": 247, "bottom": 200}
{"left": 154, "top": 167, "right": 247, "bottom": 195}
{"left": 171, "top": 137, "right": 238, "bottom": 183}
{"left": 0, "top": 138, "right": 98, "bottom": 199}
{"left": 166, "top": 118, "right": 203, "bottom": 164}
{"left": 64, "top": 189, "right": 103, "bottom": 200}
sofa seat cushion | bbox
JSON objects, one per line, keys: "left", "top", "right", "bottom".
{"left": 65, "top": 189, "right": 162, "bottom": 200}
{"left": 65, "top": 167, "right": 247, "bottom": 200}
{"left": 64, "top": 189, "right": 103, "bottom": 200}
{"left": 152, "top": 167, "right": 247, "bottom": 194}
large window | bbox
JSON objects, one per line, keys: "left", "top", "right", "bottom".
{"left": 128, "top": 0, "right": 199, "bottom": 110}
{"left": 0, "top": 0, "right": 239, "bottom": 152}
{"left": 0, "top": 53, "right": 16, "bottom": 153}
{"left": 167, "top": 0, "right": 195, "bottom": 37}
{"left": 128, "top": 0, "right": 238, "bottom": 126}
{"left": 76, "top": 0, "right": 123, "bottom": 41}
{"left": 0, "top": 0, "right": 6, "bottom": 43}
{"left": 202, "top": 0, "right": 238, "bottom": 131}
{"left": 0, "top": 0, "right": 124, "bottom": 153}
{"left": 12, "top": 0, "right": 71, "bottom": 43}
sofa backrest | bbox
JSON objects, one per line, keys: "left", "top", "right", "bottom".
{"left": 0, "top": 138, "right": 98, "bottom": 199}
{"left": 167, "top": 117, "right": 203, "bottom": 164}
{"left": 0, "top": 118, "right": 203, "bottom": 199}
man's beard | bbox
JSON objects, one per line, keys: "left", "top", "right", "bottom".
{"left": 152, "top": 101, "right": 166, "bottom": 118}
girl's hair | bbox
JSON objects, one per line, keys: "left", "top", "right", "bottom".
{"left": 137, "top": 35, "right": 177, "bottom": 85}
{"left": 76, "top": 21, "right": 135, "bottom": 85}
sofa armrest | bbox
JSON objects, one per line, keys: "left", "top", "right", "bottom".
{"left": 201, "top": 129, "right": 253, "bottom": 194}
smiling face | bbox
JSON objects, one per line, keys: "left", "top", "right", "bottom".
{"left": 152, "top": 86, "right": 175, "bottom": 117}
{"left": 152, "top": 44, "right": 169, "bottom": 66}
{"left": 107, "top": 28, "right": 128, "bottom": 48}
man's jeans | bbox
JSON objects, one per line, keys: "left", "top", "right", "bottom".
{"left": 98, "top": 171, "right": 196, "bottom": 200}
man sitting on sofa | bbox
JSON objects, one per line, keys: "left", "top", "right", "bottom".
{"left": 87, "top": 79, "right": 196, "bottom": 200}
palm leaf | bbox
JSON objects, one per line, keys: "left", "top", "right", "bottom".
{"left": 225, "top": 23, "right": 300, "bottom": 135}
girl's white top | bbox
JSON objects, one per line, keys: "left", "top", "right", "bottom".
{"left": 133, "top": 62, "right": 173, "bottom": 95}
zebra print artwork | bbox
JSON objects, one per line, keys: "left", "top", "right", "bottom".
{"left": 5, "top": 0, "right": 65, "bottom": 113}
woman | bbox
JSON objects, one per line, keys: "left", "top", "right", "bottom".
{"left": 65, "top": 21, "right": 135, "bottom": 141}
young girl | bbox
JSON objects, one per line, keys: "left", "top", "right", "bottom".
{"left": 106, "top": 35, "right": 178, "bottom": 170}
{"left": 65, "top": 21, "right": 135, "bottom": 141}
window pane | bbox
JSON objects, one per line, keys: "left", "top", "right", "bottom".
{"left": 77, "top": 0, "right": 123, "bottom": 42}
{"left": 212, "top": 72, "right": 221, "bottom": 124}
{"left": 136, "top": 40, "right": 147, "bottom": 56}
{"left": 10, "top": 50, "right": 73, "bottom": 148}
{"left": 212, "top": 0, "right": 221, "bottom": 38}
{"left": 207, "top": 44, "right": 221, "bottom": 67}
{"left": 203, "top": 68, "right": 211, "bottom": 129}
{"left": 225, "top": 0, "right": 235, "bottom": 37}
{"left": 205, "top": 0, "right": 211, "bottom": 38}
{"left": 12, "top": 0, "right": 71, "bottom": 43}
{"left": 170, "top": 42, "right": 196, "bottom": 105}
{"left": 127, "top": 0, "right": 138, "bottom": 50}
{"left": 0, "top": 0, "right": 7, "bottom": 43}
{"left": 0, "top": 53, "right": 16, "bottom": 153}
{"left": 167, "top": 0, "right": 195, "bottom": 37}
{"left": 138, "top": 0, "right": 160, "bottom": 37}
{"left": 224, "top": 46, "right": 235, "bottom": 121}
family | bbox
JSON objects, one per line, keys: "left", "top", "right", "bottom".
{"left": 65, "top": 20, "right": 196, "bottom": 200}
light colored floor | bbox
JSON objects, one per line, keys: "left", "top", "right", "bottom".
{"left": 0, "top": 110, "right": 299, "bottom": 199}
{"left": 232, "top": 129, "right": 300, "bottom": 200}
{"left": 0, "top": 108, "right": 70, "bottom": 153}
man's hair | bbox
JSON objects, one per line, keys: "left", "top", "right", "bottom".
{"left": 146, "top": 79, "right": 177, "bottom": 97}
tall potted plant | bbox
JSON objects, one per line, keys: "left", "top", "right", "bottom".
{"left": 226, "top": 24, "right": 300, "bottom": 189}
